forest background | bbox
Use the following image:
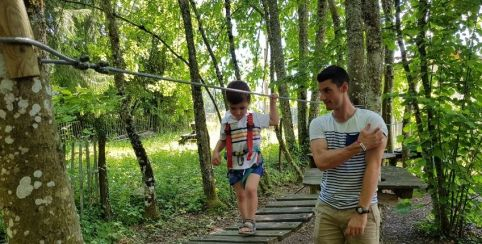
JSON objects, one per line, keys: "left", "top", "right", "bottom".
{"left": 0, "top": 0, "right": 481, "bottom": 243}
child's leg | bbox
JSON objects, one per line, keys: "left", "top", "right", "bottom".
{"left": 243, "top": 174, "right": 261, "bottom": 222}
{"left": 232, "top": 182, "right": 248, "bottom": 220}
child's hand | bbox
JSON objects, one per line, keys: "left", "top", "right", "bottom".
{"left": 212, "top": 151, "right": 221, "bottom": 166}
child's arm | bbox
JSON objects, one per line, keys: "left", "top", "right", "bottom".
{"left": 269, "top": 94, "right": 279, "bottom": 126}
{"left": 212, "top": 139, "right": 226, "bottom": 166}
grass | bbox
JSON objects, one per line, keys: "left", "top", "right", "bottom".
{"left": 64, "top": 132, "right": 299, "bottom": 243}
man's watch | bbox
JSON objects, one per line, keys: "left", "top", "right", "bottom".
{"left": 356, "top": 140, "right": 367, "bottom": 152}
{"left": 355, "top": 206, "right": 370, "bottom": 214}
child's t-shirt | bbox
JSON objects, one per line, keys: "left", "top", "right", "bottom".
{"left": 220, "top": 111, "right": 270, "bottom": 170}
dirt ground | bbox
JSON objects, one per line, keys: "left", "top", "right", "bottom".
{"left": 165, "top": 185, "right": 481, "bottom": 244}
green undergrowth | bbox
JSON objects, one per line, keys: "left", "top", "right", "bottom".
{"left": 68, "top": 133, "right": 299, "bottom": 243}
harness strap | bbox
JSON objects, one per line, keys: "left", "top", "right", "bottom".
{"left": 225, "top": 113, "right": 255, "bottom": 169}
{"left": 246, "top": 113, "right": 254, "bottom": 160}
{"left": 225, "top": 123, "right": 233, "bottom": 169}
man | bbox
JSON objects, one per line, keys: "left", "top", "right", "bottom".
{"left": 309, "top": 65, "right": 387, "bottom": 244}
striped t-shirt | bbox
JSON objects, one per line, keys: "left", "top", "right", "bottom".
{"left": 220, "top": 111, "right": 270, "bottom": 170}
{"left": 309, "top": 109, "right": 388, "bottom": 209}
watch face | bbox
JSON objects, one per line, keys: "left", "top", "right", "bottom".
{"left": 356, "top": 207, "right": 369, "bottom": 214}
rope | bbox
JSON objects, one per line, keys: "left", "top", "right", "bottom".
{"left": 0, "top": 37, "right": 320, "bottom": 103}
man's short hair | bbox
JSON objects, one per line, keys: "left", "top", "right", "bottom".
{"left": 226, "top": 80, "right": 251, "bottom": 104}
{"left": 317, "top": 65, "right": 350, "bottom": 87}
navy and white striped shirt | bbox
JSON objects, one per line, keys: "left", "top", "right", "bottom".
{"left": 309, "top": 109, "right": 388, "bottom": 209}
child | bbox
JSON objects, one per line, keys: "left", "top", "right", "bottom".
{"left": 212, "top": 80, "right": 279, "bottom": 235}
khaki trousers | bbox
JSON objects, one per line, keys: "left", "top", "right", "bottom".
{"left": 313, "top": 201, "right": 381, "bottom": 244}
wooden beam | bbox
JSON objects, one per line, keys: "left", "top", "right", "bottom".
{"left": 0, "top": 0, "right": 40, "bottom": 79}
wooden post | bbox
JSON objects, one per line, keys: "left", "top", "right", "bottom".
{"left": 85, "top": 140, "right": 91, "bottom": 204}
{"left": 70, "top": 141, "right": 75, "bottom": 186}
{"left": 78, "top": 141, "right": 83, "bottom": 216}
{"left": 0, "top": 0, "right": 40, "bottom": 78}
{"left": 93, "top": 139, "right": 99, "bottom": 201}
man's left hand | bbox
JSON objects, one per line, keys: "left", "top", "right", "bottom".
{"left": 344, "top": 213, "right": 368, "bottom": 237}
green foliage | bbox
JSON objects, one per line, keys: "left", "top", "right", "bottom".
{"left": 396, "top": 0, "right": 482, "bottom": 238}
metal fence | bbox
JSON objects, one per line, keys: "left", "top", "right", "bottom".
{"left": 57, "top": 115, "right": 186, "bottom": 141}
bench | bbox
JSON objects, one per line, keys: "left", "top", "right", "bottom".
{"left": 179, "top": 123, "right": 197, "bottom": 145}
{"left": 302, "top": 166, "right": 427, "bottom": 199}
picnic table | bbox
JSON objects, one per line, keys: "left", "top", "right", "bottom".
{"left": 304, "top": 153, "right": 426, "bottom": 198}
{"left": 302, "top": 166, "right": 426, "bottom": 198}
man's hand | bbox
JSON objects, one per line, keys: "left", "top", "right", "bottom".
{"left": 357, "top": 123, "right": 384, "bottom": 151}
{"left": 212, "top": 151, "right": 221, "bottom": 166}
{"left": 344, "top": 213, "right": 368, "bottom": 237}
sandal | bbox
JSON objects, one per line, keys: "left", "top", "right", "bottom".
{"left": 238, "top": 219, "right": 256, "bottom": 236}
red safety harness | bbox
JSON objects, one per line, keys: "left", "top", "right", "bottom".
{"left": 225, "top": 113, "right": 255, "bottom": 169}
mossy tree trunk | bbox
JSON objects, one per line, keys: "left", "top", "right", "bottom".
{"left": 297, "top": 0, "right": 309, "bottom": 161}
{"left": 308, "top": 0, "right": 328, "bottom": 123}
{"left": 345, "top": 0, "right": 366, "bottom": 107}
{"left": 178, "top": 0, "right": 221, "bottom": 208}
{"left": 362, "top": 0, "right": 383, "bottom": 112}
{"left": 381, "top": 0, "right": 395, "bottom": 152}
{"left": 0, "top": 0, "right": 83, "bottom": 242}
{"left": 101, "top": 0, "right": 160, "bottom": 220}
{"left": 264, "top": 0, "right": 297, "bottom": 156}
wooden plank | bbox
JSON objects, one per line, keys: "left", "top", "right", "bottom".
{"left": 212, "top": 229, "right": 291, "bottom": 238}
{"left": 266, "top": 200, "right": 317, "bottom": 207}
{"left": 303, "top": 167, "right": 426, "bottom": 189}
{"left": 189, "top": 241, "right": 265, "bottom": 244}
{"left": 276, "top": 194, "right": 318, "bottom": 201}
{"left": 190, "top": 235, "right": 277, "bottom": 243}
{"left": 307, "top": 152, "right": 397, "bottom": 160}
{"left": 256, "top": 206, "right": 314, "bottom": 215}
{"left": 256, "top": 213, "right": 313, "bottom": 222}
{"left": 226, "top": 222, "right": 302, "bottom": 230}
{"left": 0, "top": 0, "right": 40, "bottom": 78}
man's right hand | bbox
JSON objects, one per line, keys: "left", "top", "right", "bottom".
{"left": 357, "top": 123, "right": 384, "bottom": 151}
{"left": 212, "top": 151, "right": 221, "bottom": 166}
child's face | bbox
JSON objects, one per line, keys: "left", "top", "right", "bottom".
{"left": 229, "top": 100, "right": 249, "bottom": 120}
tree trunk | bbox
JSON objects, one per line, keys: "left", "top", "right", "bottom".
{"left": 0, "top": 0, "right": 83, "bottom": 242}
{"left": 190, "top": 0, "right": 228, "bottom": 110}
{"left": 297, "top": 0, "right": 309, "bottom": 161}
{"left": 178, "top": 0, "right": 222, "bottom": 209}
{"left": 224, "top": 0, "right": 242, "bottom": 80}
{"left": 264, "top": 0, "right": 297, "bottom": 155}
{"left": 101, "top": 0, "right": 160, "bottom": 220}
{"left": 94, "top": 118, "right": 113, "bottom": 220}
{"left": 381, "top": 0, "right": 395, "bottom": 152}
{"left": 308, "top": 0, "right": 328, "bottom": 124}
{"left": 345, "top": 0, "right": 366, "bottom": 107}
{"left": 262, "top": 1, "right": 302, "bottom": 181}
{"left": 362, "top": 0, "right": 383, "bottom": 112}
{"left": 328, "top": 0, "right": 343, "bottom": 65}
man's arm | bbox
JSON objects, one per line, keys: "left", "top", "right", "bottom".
{"left": 359, "top": 136, "right": 387, "bottom": 208}
{"left": 310, "top": 124, "right": 385, "bottom": 170}
{"left": 310, "top": 138, "right": 362, "bottom": 170}
{"left": 345, "top": 135, "right": 387, "bottom": 237}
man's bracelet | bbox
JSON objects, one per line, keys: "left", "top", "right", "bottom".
{"left": 357, "top": 140, "right": 367, "bottom": 152}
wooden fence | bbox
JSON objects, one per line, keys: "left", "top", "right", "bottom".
{"left": 66, "top": 140, "right": 99, "bottom": 216}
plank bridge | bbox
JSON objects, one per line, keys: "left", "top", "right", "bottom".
{"left": 188, "top": 193, "right": 318, "bottom": 244}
